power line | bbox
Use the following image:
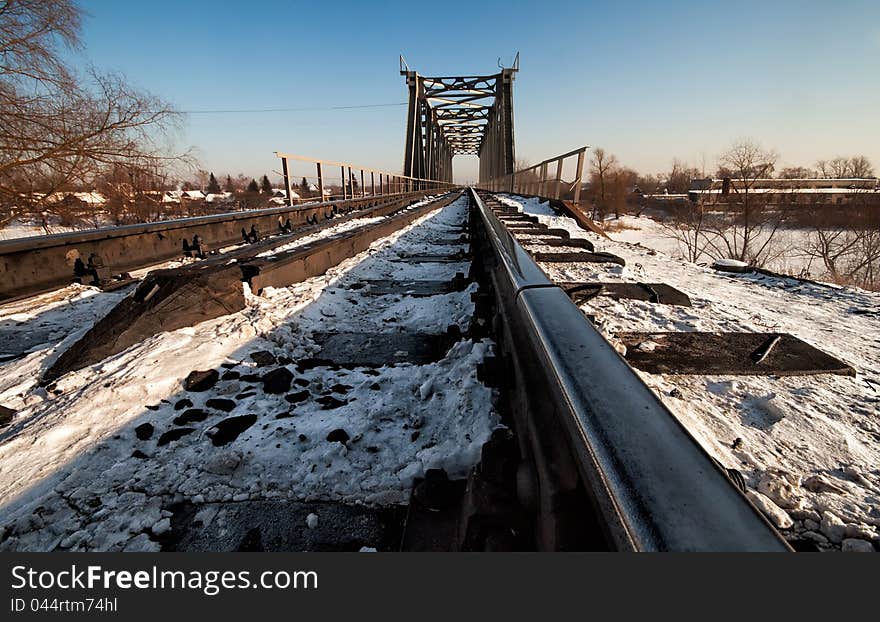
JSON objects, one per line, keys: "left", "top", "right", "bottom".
{"left": 178, "top": 102, "right": 407, "bottom": 114}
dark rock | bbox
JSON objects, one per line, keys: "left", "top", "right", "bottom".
{"left": 131, "top": 449, "right": 149, "bottom": 460}
{"left": 135, "top": 422, "right": 154, "bottom": 440}
{"left": 184, "top": 369, "right": 219, "bottom": 392}
{"left": 250, "top": 350, "right": 277, "bottom": 367}
{"left": 262, "top": 368, "right": 293, "bottom": 394}
{"left": 298, "top": 434, "right": 307, "bottom": 442}
{"left": 274, "top": 411, "right": 296, "bottom": 419}
{"left": 293, "top": 378, "right": 310, "bottom": 387}
{"left": 669, "top": 388, "right": 683, "bottom": 399}
{"left": 157, "top": 428, "right": 196, "bottom": 446}
{"left": 145, "top": 404, "right": 161, "bottom": 411}
{"left": 362, "top": 369, "right": 380, "bottom": 376}
{"left": 239, "top": 373, "right": 262, "bottom": 383}
{"left": 237, "top": 527, "right": 263, "bottom": 552}
{"left": 208, "top": 414, "right": 258, "bottom": 447}
{"left": 788, "top": 538, "right": 821, "bottom": 553}
{"left": 221, "top": 370, "right": 241, "bottom": 381}
{"left": 411, "top": 431, "right": 421, "bottom": 442}
{"left": 278, "top": 356, "right": 292, "bottom": 365}
{"left": 0, "top": 405, "right": 16, "bottom": 426}
{"left": 330, "top": 383, "right": 353, "bottom": 394}
{"left": 366, "top": 446, "right": 380, "bottom": 453}
{"left": 206, "top": 398, "right": 236, "bottom": 412}
{"left": 285, "top": 390, "right": 310, "bottom": 404}
{"left": 235, "top": 391, "right": 257, "bottom": 400}
{"left": 221, "top": 362, "right": 238, "bottom": 369}
{"left": 413, "top": 468, "right": 457, "bottom": 511}
{"left": 174, "top": 398, "right": 193, "bottom": 411}
{"left": 173, "top": 409, "right": 208, "bottom": 425}
{"left": 326, "top": 429, "right": 350, "bottom": 444}
{"left": 316, "top": 395, "right": 347, "bottom": 410}
{"left": 369, "top": 383, "right": 381, "bottom": 391}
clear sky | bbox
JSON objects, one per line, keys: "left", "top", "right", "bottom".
{"left": 74, "top": 0, "right": 879, "bottom": 184}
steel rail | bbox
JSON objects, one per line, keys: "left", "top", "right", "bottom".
{"left": 0, "top": 190, "right": 442, "bottom": 301}
{"left": 469, "top": 187, "right": 790, "bottom": 551}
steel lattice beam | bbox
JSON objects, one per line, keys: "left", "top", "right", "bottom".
{"left": 401, "top": 55, "right": 518, "bottom": 187}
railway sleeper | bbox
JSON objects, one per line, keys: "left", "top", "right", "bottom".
{"left": 521, "top": 237, "right": 594, "bottom": 250}
{"left": 561, "top": 281, "right": 692, "bottom": 306}
{"left": 619, "top": 331, "right": 856, "bottom": 377}
{"left": 532, "top": 251, "right": 626, "bottom": 266}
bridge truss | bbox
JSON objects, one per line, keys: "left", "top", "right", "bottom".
{"left": 401, "top": 55, "right": 518, "bottom": 188}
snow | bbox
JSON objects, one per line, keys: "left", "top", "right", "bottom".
{"left": 500, "top": 194, "right": 880, "bottom": 551}
{"left": 0, "top": 194, "right": 500, "bottom": 552}
{"left": 598, "top": 212, "right": 854, "bottom": 280}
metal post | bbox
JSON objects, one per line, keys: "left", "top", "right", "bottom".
{"left": 281, "top": 157, "right": 294, "bottom": 206}
{"left": 371, "top": 172, "right": 375, "bottom": 198}
{"left": 539, "top": 161, "right": 548, "bottom": 197}
{"left": 361, "top": 169, "right": 365, "bottom": 198}
{"left": 574, "top": 150, "right": 586, "bottom": 204}
{"left": 348, "top": 167, "right": 353, "bottom": 199}
{"left": 554, "top": 158, "right": 564, "bottom": 200}
{"left": 340, "top": 166, "right": 346, "bottom": 200}
{"left": 316, "top": 162, "right": 324, "bottom": 203}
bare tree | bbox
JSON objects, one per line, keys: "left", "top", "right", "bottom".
{"left": 702, "top": 140, "right": 783, "bottom": 264}
{"left": 0, "top": 0, "right": 188, "bottom": 221}
{"left": 589, "top": 148, "right": 617, "bottom": 220}
{"left": 778, "top": 166, "right": 816, "bottom": 179}
{"left": 848, "top": 155, "right": 875, "bottom": 178}
{"left": 802, "top": 190, "right": 880, "bottom": 290}
{"left": 815, "top": 156, "right": 874, "bottom": 178}
{"left": 658, "top": 192, "right": 713, "bottom": 263}
{"left": 666, "top": 159, "right": 701, "bottom": 194}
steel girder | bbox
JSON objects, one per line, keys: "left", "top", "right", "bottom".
{"left": 402, "top": 59, "right": 517, "bottom": 187}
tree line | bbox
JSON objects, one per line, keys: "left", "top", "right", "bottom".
{"left": 581, "top": 140, "right": 878, "bottom": 291}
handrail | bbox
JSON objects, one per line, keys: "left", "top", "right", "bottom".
{"left": 469, "top": 187, "right": 790, "bottom": 551}
{"left": 477, "top": 146, "right": 588, "bottom": 202}
{"left": 275, "top": 151, "right": 459, "bottom": 206}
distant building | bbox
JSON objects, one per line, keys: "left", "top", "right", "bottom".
{"left": 162, "top": 190, "right": 207, "bottom": 204}
{"left": 205, "top": 192, "right": 234, "bottom": 204}
{"left": 688, "top": 178, "right": 880, "bottom": 206}
{"left": 43, "top": 191, "right": 106, "bottom": 206}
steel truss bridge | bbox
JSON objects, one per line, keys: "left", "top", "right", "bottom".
{"left": 400, "top": 55, "right": 518, "bottom": 187}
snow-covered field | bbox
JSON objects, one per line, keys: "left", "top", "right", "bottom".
{"left": 608, "top": 214, "right": 831, "bottom": 279}
{"left": 501, "top": 194, "right": 880, "bottom": 552}
{"left": 0, "top": 195, "right": 500, "bottom": 552}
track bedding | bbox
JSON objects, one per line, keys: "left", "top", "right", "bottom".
{"left": 0, "top": 193, "right": 505, "bottom": 551}
{"left": 0, "top": 190, "right": 875, "bottom": 551}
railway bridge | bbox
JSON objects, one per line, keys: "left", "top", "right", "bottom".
{"left": 2, "top": 60, "right": 863, "bottom": 553}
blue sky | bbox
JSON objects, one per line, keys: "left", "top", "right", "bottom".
{"left": 75, "top": 0, "right": 879, "bottom": 183}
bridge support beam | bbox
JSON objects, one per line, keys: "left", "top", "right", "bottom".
{"left": 401, "top": 55, "right": 517, "bottom": 186}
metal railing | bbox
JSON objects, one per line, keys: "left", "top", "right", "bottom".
{"left": 477, "top": 146, "right": 588, "bottom": 202}
{"left": 275, "top": 152, "right": 460, "bottom": 205}
{"left": 470, "top": 187, "right": 790, "bottom": 551}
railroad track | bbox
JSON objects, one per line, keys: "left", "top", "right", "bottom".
{"left": 0, "top": 190, "right": 446, "bottom": 303}
{"left": 0, "top": 189, "right": 800, "bottom": 551}
{"left": 0, "top": 192, "right": 457, "bottom": 366}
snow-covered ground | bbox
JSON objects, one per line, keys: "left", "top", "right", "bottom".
{"left": 500, "top": 194, "right": 880, "bottom": 552}
{"left": 605, "top": 213, "right": 850, "bottom": 280}
{"left": 0, "top": 219, "right": 77, "bottom": 241}
{"left": 0, "top": 195, "right": 500, "bottom": 552}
